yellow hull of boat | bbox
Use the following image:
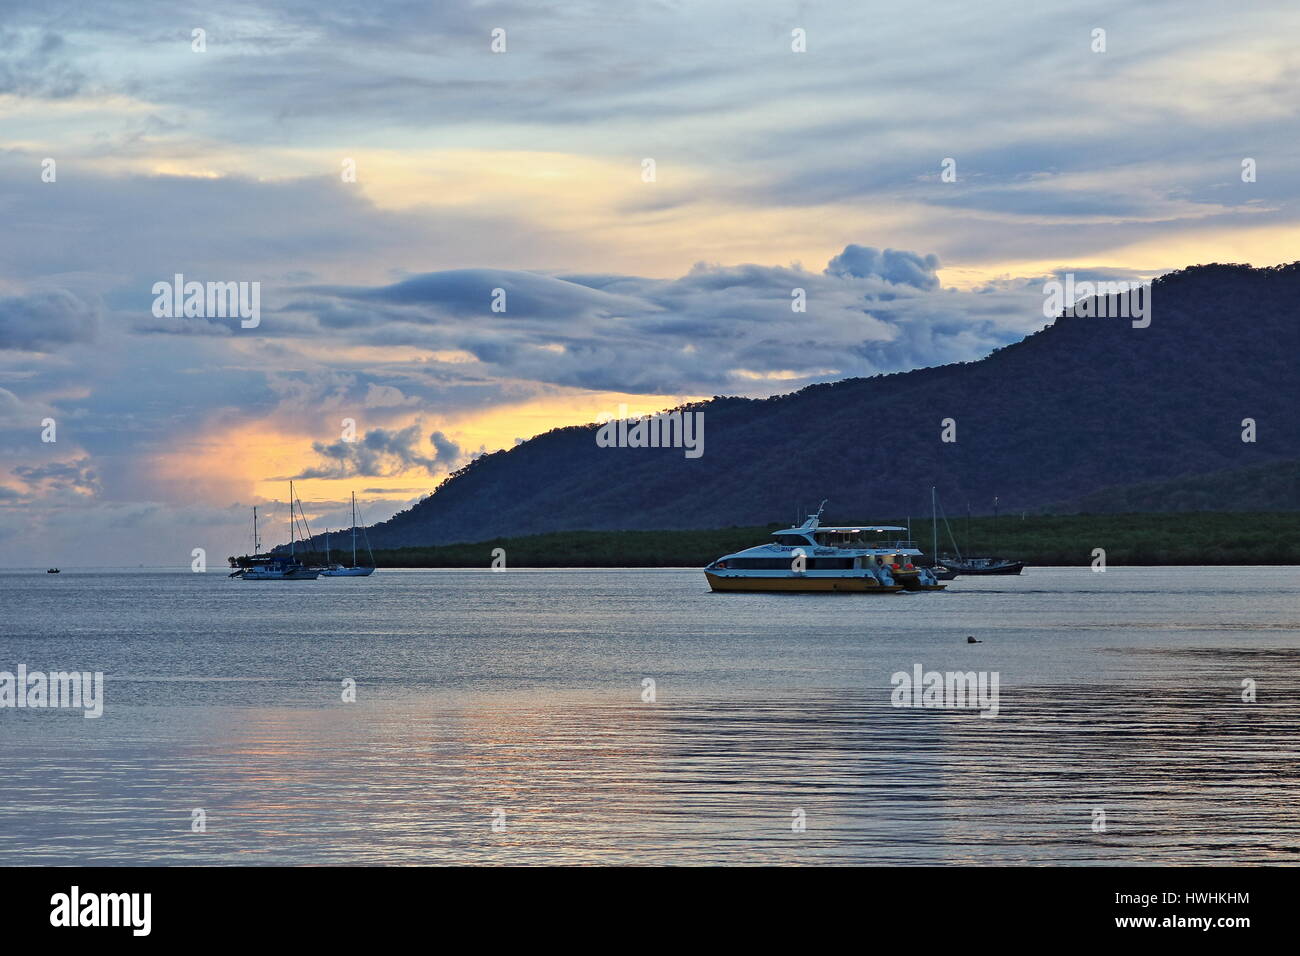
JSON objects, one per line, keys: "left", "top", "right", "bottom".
{"left": 705, "top": 572, "right": 904, "bottom": 593}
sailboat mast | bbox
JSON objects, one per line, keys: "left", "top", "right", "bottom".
{"left": 253, "top": 505, "right": 260, "bottom": 555}
{"left": 351, "top": 492, "right": 358, "bottom": 567}
{"left": 993, "top": 495, "right": 999, "bottom": 553}
{"left": 931, "top": 486, "right": 937, "bottom": 562}
{"left": 289, "top": 481, "right": 295, "bottom": 558}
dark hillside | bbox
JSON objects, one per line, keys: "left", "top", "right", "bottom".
{"left": 292, "top": 263, "right": 1300, "bottom": 549}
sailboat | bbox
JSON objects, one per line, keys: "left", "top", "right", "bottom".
{"left": 228, "top": 482, "right": 322, "bottom": 580}
{"left": 933, "top": 491, "right": 1024, "bottom": 576}
{"left": 321, "top": 492, "right": 375, "bottom": 577}
{"left": 928, "top": 487, "right": 959, "bottom": 581}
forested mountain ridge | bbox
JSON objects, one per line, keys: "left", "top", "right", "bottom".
{"left": 304, "top": 262, "right": 1300, "bottom": 548}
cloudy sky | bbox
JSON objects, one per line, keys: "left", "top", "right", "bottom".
{"left": 3, "top": 0, "right": 1299, "bottom": 564}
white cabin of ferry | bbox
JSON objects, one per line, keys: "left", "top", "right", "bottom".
{"left": 772, "top": 518, "right": 922, "bottom": 567}
{"left": 708, "top": 508, "right": 926, "bottom": 573}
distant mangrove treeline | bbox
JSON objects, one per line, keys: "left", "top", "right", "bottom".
{"left": 295, "top": 512, "right": 1300, "bottom": 568}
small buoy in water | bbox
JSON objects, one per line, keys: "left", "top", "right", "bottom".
{"left": 966, "top": 635, "right": 981, "bottom": 644}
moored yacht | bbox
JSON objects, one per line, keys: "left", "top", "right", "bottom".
{"left": 703, "top": 503, "right": 946, "bottom": 593}
{"left": 228, "top": 483, "right": 322, "bottom": 580}
{"left": 930, "top": 488, "right": 1023, "bottom": 575}
{"left": 320, "top": 492, "right": 375, "bottom": 577}
{"left": 938, "top": 556, "right": 1024, "bottom": 575}
{"left": 237, "top": 555, "right": 322, "bottom": 581}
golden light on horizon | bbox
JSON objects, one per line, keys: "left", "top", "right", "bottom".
{"left": 144, "top": 387, "right": 707, "bottom": 511}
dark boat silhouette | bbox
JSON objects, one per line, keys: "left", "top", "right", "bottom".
{"left": 930, "top": 489, "right": 1023, "bottom": 575}
{"left": 939, "top": 556, "right": 1023, "bottom": 575}
{"left": 229, "top": 485, "right": 323, "bottom": 580}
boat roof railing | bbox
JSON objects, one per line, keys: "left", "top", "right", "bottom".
{"left": 773, "top": 524, "right": 908, "bottom": 535}
{"left": 818, "top": 526, "right": 908, "bottom": 533}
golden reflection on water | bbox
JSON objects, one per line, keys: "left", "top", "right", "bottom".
{"left": 48, "top": 660, "right": 1286, "bottom": 866}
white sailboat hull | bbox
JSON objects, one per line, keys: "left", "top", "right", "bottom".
{"left": 240, "top": 566, "right": 321, "bottom": 580}
{"left": 320, "top": 492, "right": 376, "bottom": 577}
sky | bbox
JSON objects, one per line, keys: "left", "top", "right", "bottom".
{"left": 3, "top": 0, "right": 1300, "bottom": 565}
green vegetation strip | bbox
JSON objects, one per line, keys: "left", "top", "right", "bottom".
{"left": 294, "top": 512, "right": 1300, "bottom": 568}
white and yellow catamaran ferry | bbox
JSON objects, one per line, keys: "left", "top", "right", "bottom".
{"left": 703, "top": 503, "right": 947, "bottom": 593}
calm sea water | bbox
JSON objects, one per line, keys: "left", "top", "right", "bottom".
{"left": 1, "top": 566, "right": 1298, "bottom": 865}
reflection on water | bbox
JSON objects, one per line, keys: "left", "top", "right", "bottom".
{"left": 1, "top": 567, "right": 1298, "bottom": 864}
